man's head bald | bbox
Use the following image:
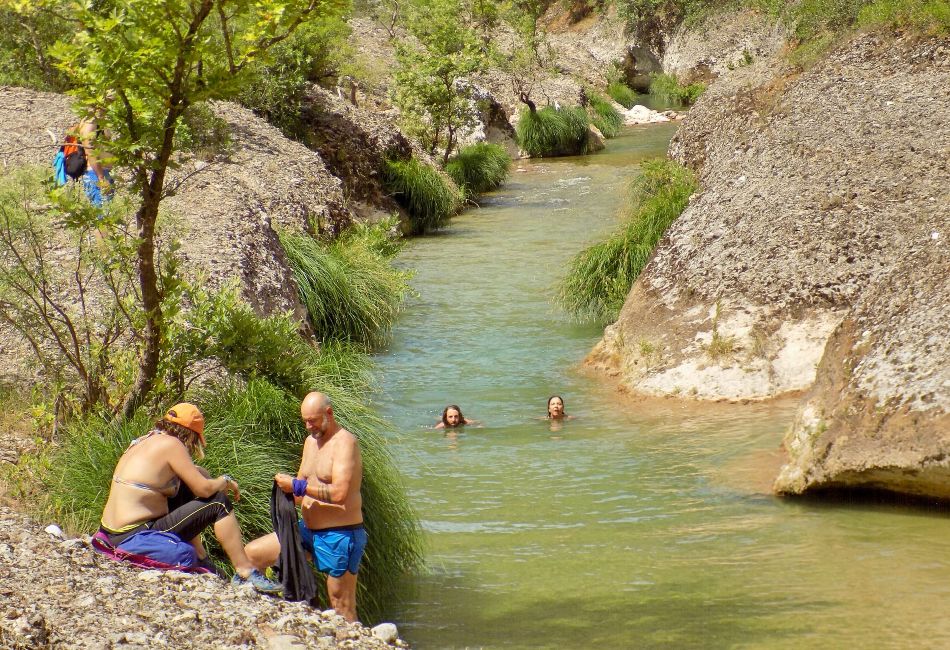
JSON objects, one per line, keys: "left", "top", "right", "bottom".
{"left": 302, "top": 391, "right": 331, "bottom": 415}
{"left": 301, "top": 392, "right": 334, "bottom": 438}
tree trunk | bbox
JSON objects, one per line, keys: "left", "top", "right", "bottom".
{"left": 518, "top": 92, "right": 536, "bottom": 114}
{"left": 121, "top": 104, "right": 188, "bottom": 418}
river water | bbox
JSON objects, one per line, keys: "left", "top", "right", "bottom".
{"left": 373, "top": 125, "right": 950, "bottom": 649}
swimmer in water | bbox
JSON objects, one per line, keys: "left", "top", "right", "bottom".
{"left": 435, "top": 405, "right": 476, "bottom": 429}
{"left": 546, "top": 395, "right": 574, "bottom": 420}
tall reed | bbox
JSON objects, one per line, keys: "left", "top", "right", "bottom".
{"left": 649, "top": 73, "right": 706, "bottom": 105}
{"left": 607, "top": 81, "right": 639, "bottom": 109}
{"left": 557, "top": 159, "right": 697, "bottom": 323}
{"left": 588, "top": 92, "right": 623, "bottom": 138}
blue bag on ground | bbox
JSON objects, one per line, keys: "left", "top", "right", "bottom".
{"left": 116, "top": 529, "right": 199, "bottom": 568}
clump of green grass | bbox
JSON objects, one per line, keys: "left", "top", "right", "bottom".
{"left": 588, "top": 92, "right": 623, "bottom": 138}
{"left": 857, "top": 0, "right": 950, "bottom": 33}
{"left": 556, "top": 159, "right": 697, "bottom": 323}
{"left": 445, "top": 142, "right": 512, "bottom": 198}
{"left": 279, "top": 230, "right": 412, "bottom": 348}
{"left": 649, "top": 73, "right": 706, "bottom": 105}
{"left": 704, "top": 300, "right": 737, "bottom": 361}
{"left": 607, "top": 81, "right": 639, "bottom": 109}
{"left": 384, "top": 158, "right": 462, "bottom": 234}
{"left": 515, "top": 105, "right": 591, "bottom": 158}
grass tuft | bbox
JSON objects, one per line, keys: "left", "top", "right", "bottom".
{"left": 857, "top": 0, "right": 950, "bottom": 32}
{"left": 607, "top": 81, "right": 639, "bottom": 109}
{"left": 649, "top": 73, "right": 706, "bottom": 105}
{"left": 515, "top": 105, "right": 590, "bottom": 158}
{"left": 383, "top": 158, "right": 462, "bottom": 235}
{"left": 556, "top": 159, "right": 697, "bottom": 323}
{"left": 279, "top": 231, "right": 412, "bottom": 348}
{"left": 588, "top": 92, "right": 623, "bottom": 138}
{"left": 445, "top": 142, "right": 512, "bottom": 198}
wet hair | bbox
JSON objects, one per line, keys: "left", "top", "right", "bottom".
{"left": 547, "top": 395, "right": 566, "bottom": 418}
{"left": 441, "top": 404, "right": 466, "bottom": 428}
{"left": 154, "top": 417, "right": 203, "bottom": 457}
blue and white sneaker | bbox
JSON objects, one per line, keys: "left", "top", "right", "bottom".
{"left": 231, "top": 569, "right": 282, "bottom": 595}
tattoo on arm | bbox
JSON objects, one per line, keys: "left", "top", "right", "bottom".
{"left": 313, "top": 481, "right": 332, "bottom": 503}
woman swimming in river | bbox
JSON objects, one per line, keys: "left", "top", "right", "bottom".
{"left": 435, "top": 404, "right": 477, "bottom": 429}
{"left": 545, "top": 395, "right": 574, "bottom": 420}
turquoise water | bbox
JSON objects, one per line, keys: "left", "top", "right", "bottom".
{"left": 372, "top": 126, "right": 950, "bottom": 648}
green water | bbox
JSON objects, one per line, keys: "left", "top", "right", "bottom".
{"left": 373, "top": 126, "right": 950, "bottom": 649}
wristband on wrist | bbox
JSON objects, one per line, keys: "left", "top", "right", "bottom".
{"left": 221, "top": 474, "right": 234, "bottom": 487}
{"left": 292, "top": 478, "right": 308, "bottom": 498}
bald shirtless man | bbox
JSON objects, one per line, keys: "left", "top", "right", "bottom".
{"left": 245, "top": 392, "right": 366, "bottom": 621}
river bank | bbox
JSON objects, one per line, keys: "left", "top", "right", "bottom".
{"left": 0, "top": 505, "right": 406, "bottom": 649}
{"left": 586, "top": 9, "right": 949, "bottom": 501}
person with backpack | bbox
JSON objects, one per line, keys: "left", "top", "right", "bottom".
{"left": 96, "top": 403, "right": 283, "bottom": 594}
{"left": 54, "top": 116, "right": 114, "bottom": 207}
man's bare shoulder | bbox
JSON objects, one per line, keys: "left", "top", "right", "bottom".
{"left": 333, "top": 428, "right": 358, "bottom": 447}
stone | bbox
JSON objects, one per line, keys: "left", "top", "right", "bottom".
{"left": 371, "top": 623, "right": 399, "bottom": 644}
{"left": 43, "top": 524, "right": 65, "bottom": 540}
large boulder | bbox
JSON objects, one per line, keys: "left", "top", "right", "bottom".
{"left": 775, "top": 247, "right": 950, "bottom": 499}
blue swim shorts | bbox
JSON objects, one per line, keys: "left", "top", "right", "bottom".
{"left": 298, "top": 521, "right": 368, "bottom": 578}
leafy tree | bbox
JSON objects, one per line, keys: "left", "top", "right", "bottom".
{"left": 504, "top": 0, "right": 555, "bottom": 112}
{"left": 46, "top": 0, "right": 345, "bottom": 417}
{"left": 0, "top": 1, "right": 70, "bottom": 90}
{"left": 391, "top": 0, "right": 488, "bottom": 163}
{"left": 238, "top": 11, "right": 353, "bottom": 139}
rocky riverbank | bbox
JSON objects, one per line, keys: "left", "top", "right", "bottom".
{"left": 0, "top": 506, "right": 405, "bottom": 649}
{"left": 587, "top": 9, "right": 949, "bottom": 499}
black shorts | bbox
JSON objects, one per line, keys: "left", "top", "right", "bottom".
{"left": 102, "top": 485, "right": 233, "bottom": 546}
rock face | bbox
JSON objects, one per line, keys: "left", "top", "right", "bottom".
{"left": 589, "top": 15, "right": 950, "bottom": 498}
{"left": 590, "top": 28, "right": 949, "bottom": 399}
{"left": 0, "top": 86, "right": 408, "bottom": 383}
{"left": 775, "top": 248, "right": 950, "bottom": 497}
{"left": 0, "top": 507, "right": 406, "bottom": 649}
{"left": 0, "top": 87, "right": 354, "bottom": 323}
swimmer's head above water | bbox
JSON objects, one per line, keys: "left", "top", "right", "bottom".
{"left": 547, "top": 395, "right": 567, "bottom": 419}
{"left": 441, "top": 405, "right": 466, "bottom": 428}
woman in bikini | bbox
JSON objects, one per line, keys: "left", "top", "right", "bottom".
{"left": 98, "top": 403, "right": 280, "bottom": 593}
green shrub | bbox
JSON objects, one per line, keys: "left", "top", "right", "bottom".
{"left": 649, "top": 73, "right": 706, "bottom": 105}
{"left": 174, "top": 103, "right": 233, "bottom": 161}
{"left": 557, "top": 159, "right": 697, "bottom": 323}
{"left": 0, "top": 7, "right": 70, "bottom": 91}
{"left": 445, "top": 142, "right": 512, "bottom": 197}
{"left": 588, "top": 92, "right": 623, "bottom": 138}
{"left": 279, "top": 231, "right": 412, "bottom": 348}
{"left": 237, "top": 13, "right": 352, "bottom": 139}
{"left": 857, "top": 0, "right": 950, "bottom": 32}
{"left": 515, "top": 105, "right": 591, "bottom": 158}
{"left": 383, "top": 158, "right": 462, "bottom": 234}
{"left": 607, "top": 81, "right": 639, "bottom": 109}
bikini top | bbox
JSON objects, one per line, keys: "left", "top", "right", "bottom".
{"left": 111, "top": 430, "right": 181, "bottom": 496}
